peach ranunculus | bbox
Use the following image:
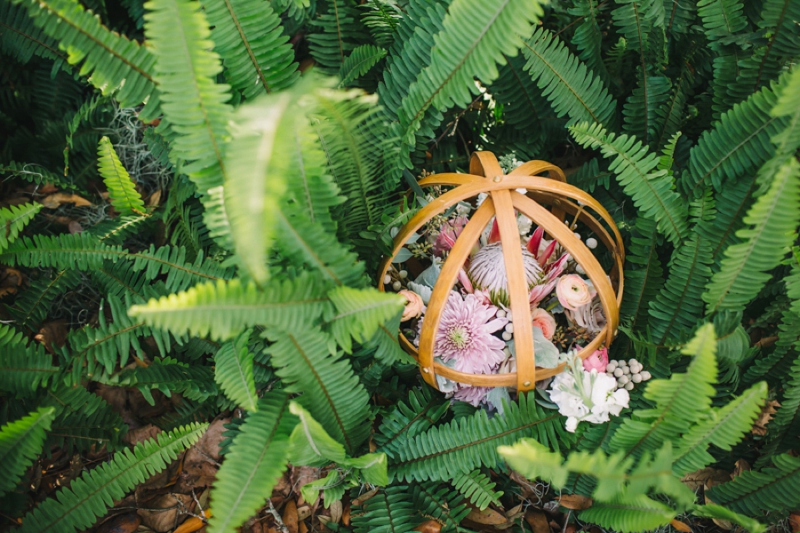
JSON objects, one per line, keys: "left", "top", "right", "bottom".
{"left": 582, "top": 347, "right": 608, "bottom": 372}
{"left": 556, "top": 274, "right": 593, "bottom": 311}
{"left": 399, "top": 290, "right": 425, "bottom": 321}
{"left": 531, "top": 308, "right": 556, "bottom": 340}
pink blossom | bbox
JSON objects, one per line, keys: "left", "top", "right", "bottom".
{"left": 399, "top": 290, "right": 425, "bottom": 322}
{"left": 452, "top": 384, "right": 491, "bottom": 407}
{"left": 531, "top": 308, "right": 556, "bottom": 340}
{"left": 582, "top": 347, "right": 608, "bottom": 372}
{"left": 433, "top": 216, "right": 468, "bottom": 256}
{"left": 435, "top": 293, "right": 508, "bottom": 374}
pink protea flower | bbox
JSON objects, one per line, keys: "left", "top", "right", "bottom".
{"left": 468, "top": 242, "right": 542, "bottom": 295}
{"left": 436, "top": 293, "right": 508, "bottom": 374}
{"left": 432, "top": 215, "right": 468, "bottom": 256}
{"left": 529, "top": 253, "right": 569, "bottom": 306}
{"left": 582, "top": 347, "right": 608, "bottom": 372}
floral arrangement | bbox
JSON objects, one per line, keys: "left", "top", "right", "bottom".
{"left": 384, "top": 160, "right": 639, "bottom": 433}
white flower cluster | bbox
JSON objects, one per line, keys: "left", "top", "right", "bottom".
{"left": 549, "top": 354, "right": 630, "bottom": 433}
{"left": 606, "top": 358, "right": 651, "bottom": 391}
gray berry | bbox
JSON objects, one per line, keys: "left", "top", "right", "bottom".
{"left": 392, "top": 281, "right": 402, "bottom": 291}
{"left": 614, "top": 368, "right": 624, "bottom": 377}
{"left": 618, "top": 375, "right": 629, "bottom": 386}
{"left": 624, "top": 382, "right": 635, "bottom": 391}
{"left": 631, "top": 373, "right": 642, "bottom": 383}
{"left": 640, "top": 371, "right": 652, "bottom": 381}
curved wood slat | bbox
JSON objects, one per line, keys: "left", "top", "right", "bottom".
{"left": 377, "top": 152, "right": 624, "bottom": 391}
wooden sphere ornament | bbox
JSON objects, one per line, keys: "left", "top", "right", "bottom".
{"left": 378, "top": 152, "right": 624, "bottom": 393}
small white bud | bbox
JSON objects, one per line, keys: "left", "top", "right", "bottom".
{"left": 606, "top": 362, "right": 618, "bottom": 372}
{"left": 384, "top": 275, "right": 392, "bottom": 285}
{"left": 585, "top": 237, "right": 598, "bottom": 249}
{"left": 496, "top": 309, "right": 507, "bottom": 318}
{"left": 624, "top": 382, "right": 635, "bottom": 391}
{"left": 614, "top": 368, "right": 624, "bottom": 377}
{"left": 631, "top": 373, "right": 642, "bottom": 383}
{"left": 573, "top": 232, "right": 581, "bottom": 240}
{"left": 641, "top": 371, "right": 652, "bottom": 381}
{"left": 622, "top": 366, "right": 630, "bottom": 375}
{"left": 618, "top": 375, "right": 629, "bottom": 385}
{"left": 576, "top": 264, "right": 586, "bottom": 275}
{"left": 628, "top": 359, "right": 637, "bottom": 366}
{"left": 505, "top": 323, "right": 514, "bottom": 333}
{"left": 399, "top": 270, "right": 408, "bottom": 279}
{"left": 502, "top": 331, "right": 513, "bottom": 341}
{"left": 392, "top": 281, "right": 402, "bottom": 291}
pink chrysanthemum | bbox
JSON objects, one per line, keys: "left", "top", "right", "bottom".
{"left": 436, "top": 293, "right": 508, "bottom": 374}
{"left": 453, "top": 384, "right": 491, "bottom": 407}
{"left": 468, "top": 242, "right": 542, "bottom": 294}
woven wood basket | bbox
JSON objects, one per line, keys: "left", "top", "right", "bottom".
{"left": 378, "top": 152, "right": 625, "bottom": 392}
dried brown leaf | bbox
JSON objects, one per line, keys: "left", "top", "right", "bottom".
{"left": 670, "top": 519, "right": 692, "bottom": 532}
{"left": 40, "top": 192, "right": 92, "bottom": 209}
{"left": 557, "top": 494, "right": 593, "bottom": 510}
{"left": 282, "top": 499, "right": 299, "bottom": 533}
{"left": 524, "top": 511, "right": 551, "bottom": 533}
{"left": 138, "top": 493, "right": 194, "bottom": 532}
{"left": 466, "top": 507, "right": 508, "bottom": 525}
{"left": 681, "top": 468, "right": 731, "bottom": 491}
{"left": 752, "top": 401, "right": 780, "bottom": 436}
{"left": 413, "top": 519, "right": 443, "bottom": 533}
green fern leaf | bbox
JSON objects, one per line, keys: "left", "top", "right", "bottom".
{"left": 392, "top": 393, "right": 571, "bottom": 482}
{"left": 5, "top": 269, "right": 82, "bottom": 330}
{"left": 144, "top": 0, "right": 232, "bottom": 194}
{"left": 115, "top": 357, "right": 216, "bottom": 405}
{"left": 128, "top": 275, "right": 332, "bottom": 340}
{"left": 703, "top": 158, "right": 800, "bottom": 314}
{"left": 756, "top": 351, "right": 800, "bottom": 463}
{"left": 202, "top": 0, "right": 299, "bottom": 98}
{"left": 622, "top": 73, "right": 672, "bottom": 148}
{"left": 0, "top": 0, "right": 68, "bottom": 65}
{"left": 452, "top": 470, "right": 504, "bottom": 510}
{"left": 0, "top": 407, "right": 55, "bottom": 497}
{"left": 0, "top": 161, "right": 80, "bottom": 191}
{"left": 0, "top": 202, "right": 41, "bottom": 252}
{"left": 570, "top": 122, "right": 688, "bottom": 245}
{"left": 97, "top": 137, "right": 145, "bottom": 216}
{"left": 682, "top": 80, "right": 787, "bottom": 196}
{"left": 214, "top": 332, "right": 258, "bottom": 412}
{"left": 410, "top": 483, "right": 471, "bottom": 529}
{"left": 351, "top": 486, "right": 418, "bottom": 533}
{"left": 706, "top": 453, "right": 800, "bottom": 516}
{"left": 697, "top": 0, "right": 747, "bottom": 43}
{"left": 18, "top": 423, "right": 207, "bottom": 533}
{"left": 579, "top": 495, "right": 675, "bottom": 533}
{"left": 340, "top": 44, "right": 386, "bottom": 85}
{"left": 568, "top": 0, "right": 610, "bottom": 85}
{"left": 360, "top": 0, "right": 401, "bottom": 48}
{"left": 307, "top": 0, "right": 366, "bottom": 73}
{"left": 266, "top": 327, "right": 370, "bottom": 453}
{"left": 691, "top": 504, "right": 766, "bottom": 533}
{"left": 620, "top": 217, "right": 664, "bottom": 334}
{"left": 521, "top": 28, "right": 617, "bottom": 129}
{"left": 609, "top": 324, "right": 718, "bottom": 458}
{"left": 672, "top": 381, "right": 767, "bottom": 476}
{"left": 398, "top": 0, "right": 544, "bottom": 159}
{"left": 327, "top": 286, "right": 404, "bottom": 353}
{"left": 9, "top": 0, "right": 158, "bottom": 115}
{"left": 208, "top": 393, "right": 295, "bottom": 533}
{"left": 374, "top": 384, "right": 450, "bottom": 458}
{"left": 0, "top": 324, "right": 58, "bottom": 395}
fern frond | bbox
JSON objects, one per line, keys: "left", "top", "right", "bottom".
{"left": 623, "top": 73, "right": 672, "bottom": 148}
{"left": 569, "top": 122, "right": 688, "bottom": 245}
{"left": 266, "top": 327, "right": 370, "bottom": 453}
{"left": 691, "top": 504, "right": 766, "bottom": 533}
{"left": 521, "top": 28, "right": 617, "bottom": 129}
{"left": 706, "top": 453, "right": 800, "bottom": 516}
{"left": 144, "top": 0, "right": 232, "bottom": 194}
{"left": 340, "top": 44, "right": 386, "bottom": 86}
{"left": 307, "top": 0, "right": 366, "bottom": 73}
{"left": 39, "top": 384, "right": 127, "bottom": 453}
{"left": 620, "top": 217, "right": 664, "bottom": 334}
{"left": 18, "top": 423, "right": 206, "bottom": 533}
{"left": 410, "top": 483, "right": 471, "bottom": 529}
{"left": 9, "top": 0, "right": 158, "bottom": 114}
{"left": 208, "top": 393, "right": 295, "bottom": 533}
{"left": 682, "top": 80, "right": 787, "bottom": 196}
{"left": 0, "top": 161, "right": 80, "bottom": 191}
{"left": 696, "top": 0, "right": 747, "bottom": 43}
{"left": 0, "top": 0, "right": 68, "bottom": 65}
{"left": 6, "top": 269, "right": 82, "bottom": 330}
{"left": 703, "top": 158, "right": 800, "bottom": 314}
{"left": 0, "top": 324, "right": 58, "bottom": 395}
{"left": 214, "top": 332, "right": 257, "bottom": 412}
{"left": 327, "top": 286, "right": 404, "bottom": 353}
{"left": 397, "top": 0, "right": 544, "bottom": 160}
{"left": 579, "top": 495, "right": 676, "bottom": 533}
{"left": 392, "top": 393, "right": 571, "bottom": 482}
{"left": 672, "top": 381, "right": 767, "bottom": 476}
{"left": 0, "top": 202, "right": 41, "bottom": 252}
{"left": 351, "top": 486, "right": 418, "bottom": 533}
{"left": 0, "top": 407, "right": 55, "bottom": 497}
{"left": 452, "top": 470, "right": 503, "bottom": 510}
{"left": 756, "top": 351, "right": 800, "bottom": 462}
{"left": 115, "top": 357, "right": 216, "bottom": 405}
{"left": 609, "top": 324, "right": 718, "bottom": 458}
{"left": 374, "top": 384, "right": 450, "bottom": 457}
{"left": 128, "top": 275, "right": 332, "bottom": 340}
{"left": 202, "top": 0, "right": 299, "bottom": 98}
{"left": 360, "top": 0, "right": 401, "bottom": 48}
{"left": 568, "top": 0, "right": 610, "bottom": 85}
{"left": 97, "top": 136, "right": 145, "bottom": 216}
